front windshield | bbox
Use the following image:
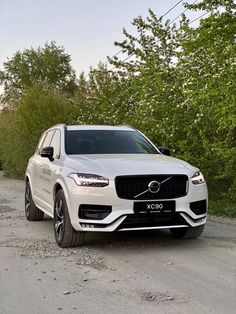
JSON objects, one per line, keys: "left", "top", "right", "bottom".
{"left": 65, "top": 130, "right": 159, "bottom": 155}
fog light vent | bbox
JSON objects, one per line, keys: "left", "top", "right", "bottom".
{"left": 190, "top": 200, "right": 207, "bottom": 215}
{"left": 79, "top": 204, "right": 112, "bottom": 220}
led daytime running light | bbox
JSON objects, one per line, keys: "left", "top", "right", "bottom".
{"left": 68, "top": 173, "right": 109, "bottom": 187}
{"left": 191, "top": 171, "right": 205, "bottom": 185}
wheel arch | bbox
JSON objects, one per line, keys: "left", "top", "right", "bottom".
{"left": 53, "top": 179, "right": 71, "bottom": 211}
{"left": 25, "top": 173, "right": 32, "bottom": 189}
{"left": 54, "top": 182, "right": 63, "bottom": 201}
{"left": 25, "top": 173, "right": 36, "bottom": 203}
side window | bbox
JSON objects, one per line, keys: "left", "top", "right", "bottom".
{"left": 41, "top": 130, "right": 55, "bottom": 150}
{"left": 50, "top": 129, "right": 61, "bottom": 159}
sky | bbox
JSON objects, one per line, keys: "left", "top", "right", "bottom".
{"left": 0, "top": 0, "right": 204, "bottom": 77}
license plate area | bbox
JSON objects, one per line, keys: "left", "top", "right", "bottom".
{"left": 133, "top": 200, "right": 176, "bottom": 213}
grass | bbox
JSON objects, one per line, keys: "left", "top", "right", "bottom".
{"left": 208, "top": 200, "right": 236, "bottom": 218}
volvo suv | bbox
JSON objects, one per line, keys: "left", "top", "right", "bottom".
{"left": 25, "top": 125, "right": 208, "bottom": 247}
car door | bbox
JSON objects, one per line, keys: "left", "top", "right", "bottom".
{"left": 36, "top": 129, "right": 55, "bottom": 213}
{"left": 42, "top": 129, "right": 62, "bottom": 211}
{"left": 29, "top": 131, "right": 47, "bottom": 199}
{"left": 38, "top": 129, "right": 62, "bottom": 215}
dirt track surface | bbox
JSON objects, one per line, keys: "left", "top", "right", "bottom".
{"left": 0, "top": 172, "right": 236, "bottom": 314}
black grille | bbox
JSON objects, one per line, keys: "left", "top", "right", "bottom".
{"left": 115, "top": 175, "right": 188, "bottom": 200}
{"left": 117, "top": 213, "right": 188, "bottom": 230}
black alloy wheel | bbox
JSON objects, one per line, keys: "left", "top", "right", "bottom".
{"left": 54, "top": 197, "right": 65, "bottom": 243}
{"left": 54, "top": 189, "right": 85, "bottom": 247}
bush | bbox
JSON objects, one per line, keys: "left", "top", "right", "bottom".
{"left": 0, "top": 110, "right": 23, "bottom": 177}
{"left": 0, "top": 84, "right": 79, "bottom": 177}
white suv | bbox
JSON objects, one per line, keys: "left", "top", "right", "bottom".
{"left": 25, "top": 125, "right": 208, "bottom": 247}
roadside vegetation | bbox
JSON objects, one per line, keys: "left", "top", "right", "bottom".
{"left": 0, "top": 0, "right": 235, "bottom": 217}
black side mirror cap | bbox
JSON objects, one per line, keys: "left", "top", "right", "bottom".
{"left": 158, "top": 146, "right": 171, "bottom": 156}
{"left": 40, "top": 146, "right": 54, "bottom": 161}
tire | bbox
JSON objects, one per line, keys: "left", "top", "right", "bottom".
{"left": 170, "top": 224, "right": 205, "bottom": 239}
{"left": 25, "top": 181, "right": 44, "bottom": 221}
{"left": 54, "top": 189, "right": 85, "bottom": 248}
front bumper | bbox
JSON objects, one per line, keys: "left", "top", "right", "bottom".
{"left": 65, "top": 178, "right": 208, "bottom": 232}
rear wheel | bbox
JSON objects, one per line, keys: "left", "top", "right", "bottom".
{"left": 170, "top": 225, "right": 205, "bottom": 239}
{"left": 54, "top": 189, "right": 85, "bottom": 247}
{"left": 25, "top": 181, "right": 44, "bottom": 221}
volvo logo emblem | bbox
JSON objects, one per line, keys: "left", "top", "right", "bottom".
{"left": 148, "top": 180, "right": 161, "bottom": 193}
{"left": 134, "top": 176, "right": 173, "bottom": 199}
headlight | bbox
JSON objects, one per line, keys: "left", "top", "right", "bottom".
{"left": 191, "top": 171, "right": 205, "bottom": 185}
{"left": 68, "top": 173, "right": 109, "bottom": 187}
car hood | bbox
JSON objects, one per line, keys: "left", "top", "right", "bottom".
{"left": 65, "top": 154, "right": 198, "bottom": 179}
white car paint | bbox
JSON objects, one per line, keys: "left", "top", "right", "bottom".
{"left": 25, "top": 124, "right": 208, "bottom": 233}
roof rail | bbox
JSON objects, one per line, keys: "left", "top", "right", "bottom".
{"left": 48, "top": 123, "right": 67, "bottom": 129}
{"left": 117, "top": 124, "right": 137, "bottom": 131}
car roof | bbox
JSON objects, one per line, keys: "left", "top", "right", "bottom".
{"left": 66, "top": 125, "right": 136, "bottom": 131}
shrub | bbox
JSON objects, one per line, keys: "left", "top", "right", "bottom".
{"left": 0, "top": 84, "right": 79, "bottom": 177}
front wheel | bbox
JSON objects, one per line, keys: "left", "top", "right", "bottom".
{"left": 54, "top": 190, "right": 85, "bottom": 247}
{"left": 170, "top": 225, "right": 205, "bottom": 239}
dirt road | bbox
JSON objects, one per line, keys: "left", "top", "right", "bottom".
{"left": 0, "top": 172, "right": 235, "bottom": 314}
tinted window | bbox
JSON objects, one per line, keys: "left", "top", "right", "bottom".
{"left": 50, "top": 129, "right": 61, "bottom": 159}
{"left": 41, "top": 130, "right": 55, "bottom": 150}
{"left": 65, "top": 130, "right": 158, "bottom": 155}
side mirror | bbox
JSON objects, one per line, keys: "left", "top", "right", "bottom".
{"left": 40, "top": 146, "right": 54, "bottom": 161}
{"left": 158, "top": 146, "right": 171, "bottom": 156}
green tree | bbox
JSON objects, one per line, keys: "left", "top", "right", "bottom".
{"left": 108, "top": 9, "right": 183, "bottom": 145}
{"left": 0, "top": 42, "right": 77, "bottom": 106}
{"left": 176, "top": 0, "right": 236, "bottom": 201}
{"left": 75, "top": 63, "right": 132, "bottom": 125}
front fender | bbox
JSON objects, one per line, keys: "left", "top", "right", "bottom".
{"left": 53, "top": 177, "right": 72, "bottom": 218}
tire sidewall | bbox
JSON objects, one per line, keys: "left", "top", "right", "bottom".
{"left": 54, "top": 190, "right": 67, "bottom": 247}
{"left": 25, "top": 181, "right": 31, "bottom": 219}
